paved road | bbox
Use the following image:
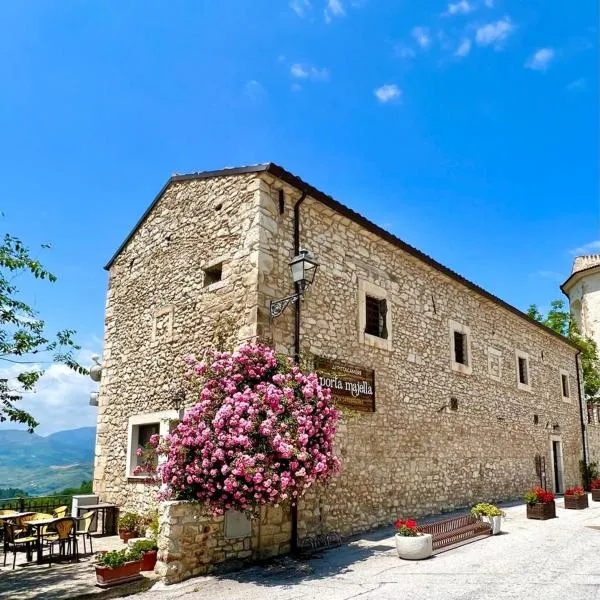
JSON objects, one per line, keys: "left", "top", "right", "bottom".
{"left": 124, "top": 500, "right": 600, "bottom": 600}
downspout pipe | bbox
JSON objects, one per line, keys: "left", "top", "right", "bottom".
{"left": 576, "top": 350, "right": 589, "bottom": 473}
{"left": 291, "top": 189, "right": 307, "bottom": 555}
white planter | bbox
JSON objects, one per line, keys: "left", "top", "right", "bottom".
{"left": 395, "top": 533, "right": 433, "bottom": 560}
{"left": 481, "top": 515, "right": 502, "bottom": 535}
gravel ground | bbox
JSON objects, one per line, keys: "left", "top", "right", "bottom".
{"left": 119, "top": 498, "right": 600, "bottom": 600}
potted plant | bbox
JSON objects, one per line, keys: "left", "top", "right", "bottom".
{"left": 130, "top": 538, "right": 158, "bottom": 571}
{"left": 118, "top": 512, "right": 141, "bottom": 543}
{"left": 471, "top": 503, "right": 505, "bottom": 535}
{"left": 394, "top": 518, "right": 432, "bottom": 560}
{"left": 524, "top": 487, "right": 556, "bottom": 520}
{"left": 590, "top": 479, "right": 600, "bottom": 501}
{"left": 94, "top": 548, "right": 143, "bottom": 588}
{"left": 564, "top": 486, "right": 588, "bottom": 509}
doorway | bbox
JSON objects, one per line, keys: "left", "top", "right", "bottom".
{"left": 551, "top": 440, "right": 564, "bottom": 494}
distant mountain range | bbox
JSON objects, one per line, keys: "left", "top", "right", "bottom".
{"left": 0, "top": 427, "right": 96, "bottom": 495}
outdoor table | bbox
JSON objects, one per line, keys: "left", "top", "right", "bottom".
{"left": 76, "top": 503, "right": 117, "bottom": 536}
{"left": 0, "top": 511, "right": 34, "bottom": 521}
{"left": 25, "top": 516, "right": 65, "bottom": 564}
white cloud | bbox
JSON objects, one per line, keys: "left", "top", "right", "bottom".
{"left": 244, "top": 80, "right": 266, "bottom": 102}
{"left": 395, "top": 44, "right": 416, "bottom": 59}
{"left": 566, "top": 78, "right": 586, "bottom": 91}
{"left": 570, "top": 240, "right": 600, "bottom": 255}
{"left": 374, "top": 84, "right": 402, "bottom": 103}
{"left": 475, "top": 17, "right": 514, "bottom": 49}
{"left": 290, "top": 0, "right": 311, "bottom": 17}
{"left": 443, "top": 1, "right": 473, "bottom": 16}
{"left": 0, "top": 347, "right": 100, "bottom": 436}
{"left": 484, "top": 0, "right": 494, "bottom": 6}
{"left": 290, "top": 63, "right": 330, "bottom": 81}
{"left": 525, "top": 47, "right": 555, "bottom": 71}
{"left": 412, "top": 26, "right": 431, "bottom": 49}
{"left": 531, "top": 270, "right": 563, "bottom": 282}
{"left": 324, "top": 0, "right": 345, "bottom": 22}
{"left": 455, "top": 39, "right": 472, "bottom": 57}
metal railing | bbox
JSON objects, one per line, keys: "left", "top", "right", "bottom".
{"left": 0, "top": 495, "right": 72, "bottom": 515}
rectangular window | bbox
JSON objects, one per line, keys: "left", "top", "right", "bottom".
{"left": 449, "top": 320, "right": 472, "bottom": 375}
{"left": 126, "top": 410, "right": 180, "bottom": 478}
{"left": 587, "top": 403, "right": 594, "bottom": 425}
{"left": 515, "top": 350, "right": 531, "bottom": 391}
{"left": 365, "top": 295, "right": 388, "bottom": 339}
{"left": 453, "top": 331, "right": 468, "bottom": 365}
{"left": 561, "top": 374, "right": 569, "bottom": 398}
{"left": 518, "top": 357, "right": 528, "bottom": 385}
{"left": 203, "top": 262, "right": 223, "bottom": 287}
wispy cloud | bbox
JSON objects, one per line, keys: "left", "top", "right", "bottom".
{"left": 455, "top": 38, "right": 472, "bottom": 57}
{"left": 290, "top": 63, "right": 330, "bottom": 81}
{"left": 443, "top": 1, "right": 473, "bottom": 16}
{"left": 570, "top": 241, "right": 600, "bottom": 255}
{"left": 324, "top": 0, "right": 345, "bottom": 22}
{"left": 395, "top": 44, "right": 416, "bottom": 59}
{"left": 290, "top": 0, "right": 311, "bottom": 17}
{"left": 484, "top": 0, "right": 494, "bottom": 7}
{"left": 374, "top": 84, "right": 401, "bottom": 103}
{"left": 566, "top": 78, "right": 586, "bottom": 92}
{"left": 525, "top": 47, "right": 555, "bottom": 71}
{"left": 244, "top": 80, "right": 266, "bottom": 103}
{"left": 475, "top": 16, "right": 514, "bottom": 49}
{"left": 412, "top": 26, "right": 431, "bottom": 49}
{"left": 530, "top": 270, "right": 563, "bottom": 282}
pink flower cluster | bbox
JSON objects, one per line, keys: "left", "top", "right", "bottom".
{"left": 155, "top": 343, "right": 341, "bottom": 513}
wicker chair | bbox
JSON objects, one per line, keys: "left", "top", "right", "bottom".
{"left": 43, "top": 517, "right": 77, "bottom": 565}
{"left": 3, "top": 522, "right": 38, "bottom": 569}
{"left": 75, "top": 510, "right": 95, "bottom": 555}
{"left": 52, "top": 506, "right": 68, "bottom": 518}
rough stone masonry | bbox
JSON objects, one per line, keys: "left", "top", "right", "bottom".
{"left": 96, "top": 164, "right": 583, "bottom": 583}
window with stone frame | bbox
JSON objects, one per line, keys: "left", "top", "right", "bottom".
{"left": 365, "top": 295, "right": 388, "bottom": 339}
{"left": 587, "top": 402, "right": 595, "bottom": 425}
{"left": 449, "top": 320, "right": 472, "bottom": 375}
{"left": 515, "top": 350, "right": 531, "bottom": 391}
{"left": 560, "top": 370, "right": 570, "bottom": 400}
{"left": 126, "top": 410, "right": 181, "bottom": 478}
{"left": 358, "top": 279, "right": 392, "bottom": 351}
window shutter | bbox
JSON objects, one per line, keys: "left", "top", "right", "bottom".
{"left": 379, "top": 298, "right": 388, "bottom": 339}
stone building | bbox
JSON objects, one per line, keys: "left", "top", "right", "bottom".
{"left": 561, "top": 255, "right": 600, "bottom": 463}
{"left": 96, "top": 163, "right": 584, "bottom": 582}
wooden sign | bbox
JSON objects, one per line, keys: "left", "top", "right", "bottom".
{"left": 315, "top": 357, "right": 375, "bottom": 413}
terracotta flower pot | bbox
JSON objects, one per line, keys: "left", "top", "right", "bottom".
{"left": 119, "top": 529, "right": 137, "bottom": 544}
{"left": 95, "top": 560, "right": 142, "bottom": 588}
{"left": 140, "top": 550, "right": 157, "bottom": 571}
{"left": 526, "top": 501, "right": 556, "bottom": 520}
{"left": 564, "top": 493, "right": 588, "bottom": 509}
{"left": 395, "top": 533, "right": 433, "bottom": 560}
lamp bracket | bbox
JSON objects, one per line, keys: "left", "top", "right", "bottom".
{"left": 270, "top": 291, "right": 304, "bottom": 320}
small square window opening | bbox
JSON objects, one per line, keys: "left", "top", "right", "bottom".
{"left": 365, "top": 295, "right": 388, "bottom": 339}
{"left": 203, "top": 263, "right": 223, "bottom": 287}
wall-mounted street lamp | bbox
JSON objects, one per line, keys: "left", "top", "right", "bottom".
{"left": 270, "top": 249, "right": 319, "bottom": 319}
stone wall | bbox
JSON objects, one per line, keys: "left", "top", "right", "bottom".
{"left": 95, "top": 174, "right": 265, "bottom": 512}
{"left": 254, "top": 172, "right": 583, "bottom": 539}
{"left": 156, "top": 501, "right": 291, "bottom": 584}
{"left": 97, "top": 167, "right": 585, "bottom": 564}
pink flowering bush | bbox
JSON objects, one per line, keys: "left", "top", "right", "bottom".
{"left": 152, "top": 343, "right": 340, "bottom": 513}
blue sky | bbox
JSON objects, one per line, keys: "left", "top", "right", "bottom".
{"left": 0, "top": 1, "right": 597, "bottom": 433}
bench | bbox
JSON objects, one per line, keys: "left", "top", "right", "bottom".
{"left": 417, "top": 514, "right": 492, "bottom": 551}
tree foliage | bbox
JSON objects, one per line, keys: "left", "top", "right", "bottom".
{"left": 1, "top": 233, "right": 86, "bottom": 431}
{"left": 527, "top": 299, "right": 600, "bottom": 402}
